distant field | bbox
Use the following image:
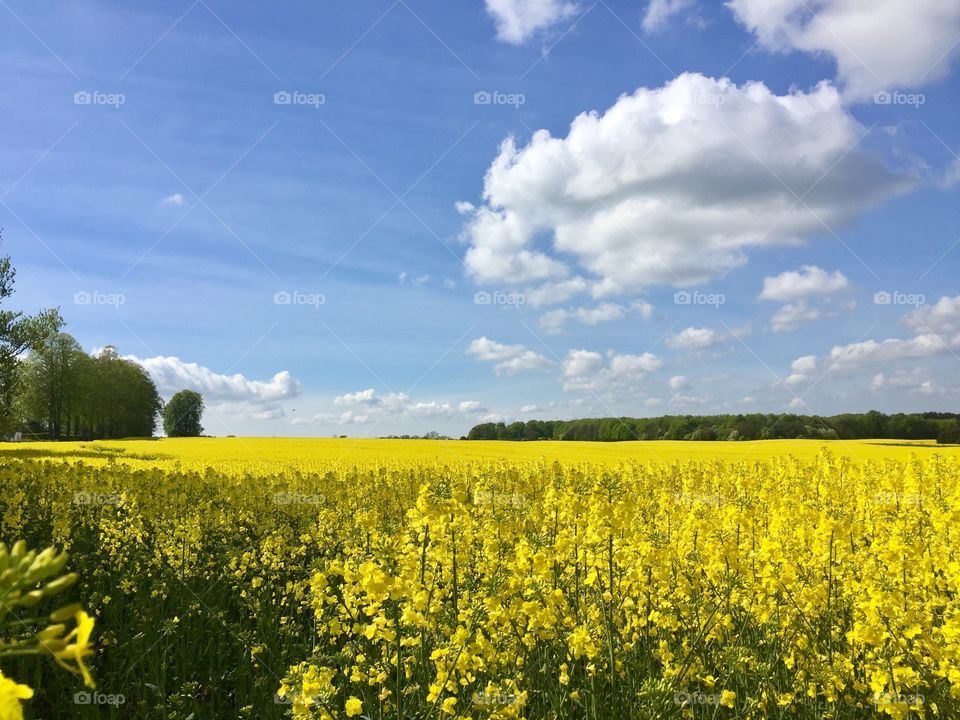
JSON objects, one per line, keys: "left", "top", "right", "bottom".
{"left": 2, "top": 436, "right": 958, "bottom": 475}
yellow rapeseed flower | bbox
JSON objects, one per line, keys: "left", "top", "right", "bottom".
{"left": 0, "top": 672, "right": 33, "bottom": 720}
{"left": 345, "top": 696, "right": 363, "bottom": 717}
{"left": 51, "top": 611, "right": 96, "bottom": 689}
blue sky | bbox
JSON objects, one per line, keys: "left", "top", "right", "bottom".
{"left": 3, "top": 0, "right": 959, "bottom": 436}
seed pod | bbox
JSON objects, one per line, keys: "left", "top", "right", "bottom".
{"left": 33, "top": 547, "right": 57, "bottom": 568}
{"left": 47, "top": 552, "right": 68, "bottom": 576}
{"left": 15, "top": 551, "right": 37, "bottom": 577}
{"left": 24, "top": 552, "right": 68, "bottom": 587}
{"left": 17, "top": 589, "right": 44, "bottom": 608}
{"left": 50, "top": 603, "right": 83, "bottom": 622}
{"left": 37, "top": 624, "right": 67, "bottom": 640}
{"left": 10, "top": 540, "right": 26, "bottom": 562}
{"left": 42, "top": 573, "right": 79, "bottom": 597}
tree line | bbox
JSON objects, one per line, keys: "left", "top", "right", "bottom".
{"left": 467, "top": 411, "right": 960, "bottom": 444}
{"left": 17, "top": 334, "right": 161, "bottom": 440}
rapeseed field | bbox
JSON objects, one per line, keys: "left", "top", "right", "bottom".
{"left": 1, "top": 439, "right": 958, "bottom": 718}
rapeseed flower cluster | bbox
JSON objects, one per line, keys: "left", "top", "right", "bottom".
{"left": 0, "top": 540, "right": 95, "bottom": 719}
{"left": 277, "top": 451, "right": 960, "bottom": 718}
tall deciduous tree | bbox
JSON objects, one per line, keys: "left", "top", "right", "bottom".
{"left": 163, "top": 390, "right": 204, "bottom": 437}
{"left": 17, "top": 333, "right": 82, "bottom": 440}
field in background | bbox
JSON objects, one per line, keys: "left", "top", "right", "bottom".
{"left": 3, "top": 439, "right": 960, "bottom": 718}
{"left": 2, "top": 437, "right": 958, "bottom": 475}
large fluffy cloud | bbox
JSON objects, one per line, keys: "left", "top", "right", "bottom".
{"left": 485, "top": 0, "right": 578, "bottom": 44}
{"left": 728, "top": 0, "right": 960, "bottom": 98}
{"left": 460, "top": 73, "right": 905, "bottom": 299}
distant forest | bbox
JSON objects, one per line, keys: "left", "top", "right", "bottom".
{"left": 466, "top": 412, "right": 960, "bottom": 444}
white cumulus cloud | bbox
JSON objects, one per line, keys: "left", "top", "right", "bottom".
{"left": 728, "top": 0, "right": 960, "bottom": 99}
{"left": 666, "top": 327, "right": 720, "bottom": 351}
{"left": 539, "top": 302, "right": 630, "bottom": 334}
{"left": 467, "top": 337, "right": 552, "bottom": 375}
{"left": 485, "top": 0, "right": 579, "bottom": 44}
{"left": 160, "top": 193, "right": 185, "bottom": 207}
{"left": 125, "top": 355, "right": 301, "bottom": 424}
{"left": 460, "top": 73, "right": 905, "bottom": 297}
{"left": 760, "top": 266, "right": 849, "bottom": 301}
{"left": 642, "top": 0, "right": 695, "bottom": 32}
{"left": 129, "top": 355, "right": 300, "bottom": 403}
{"left": 903, "top": 295, "right": 960, "bottom": 339}
{"left": 334, "top": 388, "right": 381, "bottom": 406}
{"left": 785, "top": 297, "right": 960, "bottom": 386}
{"left": 761, "top": 266, "right": 850, "bottom": 332}
{"left": 523, "top": 277, "right": 589, "bottom": 308}
{"left": 770, "top": 301, "right": 821, "bottom": 332}
{"left": 562, "top": 349, "right": 661, "bottom": 392}
{"left": 322, "top": 390, "right": 486, "bottom": 425}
